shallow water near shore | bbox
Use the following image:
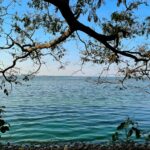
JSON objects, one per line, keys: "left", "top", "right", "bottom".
{"left": 0, "top": 76, "right": 150, "bottom": 144}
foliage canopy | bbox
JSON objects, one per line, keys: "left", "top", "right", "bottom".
{"left": 0, "top": 0, "right": 150, "bottom": 93}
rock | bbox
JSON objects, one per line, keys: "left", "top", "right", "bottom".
{"left": 64, "top": 145, "right": 68, "bottom": 150}
{"left": 24, "top": 144, "right": 30, "bottom": 150}
{"left": 7, "top": 142, "right": 10, "bottom": 146}
{"left": 2, "top": 142, "right": 150, "bottom": 150}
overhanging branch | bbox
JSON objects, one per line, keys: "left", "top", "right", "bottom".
{"left": 26, "top": 28, "right": 73, "bottom": 52}
{"left": 44, "top": 0, "right": 149, "bottom": 63}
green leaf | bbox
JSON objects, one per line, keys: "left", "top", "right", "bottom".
{"left": 127, "top": 129, "right": 133, "bottom": 138}
{"left": 0, "top": 119, "right": 5, "bottom": 126}
{"left": 0, "top": 125, "right": 9, "bottom": 133}
{"left": 135, "top": 129, "right": 141, "bottom": 138}
{"left": 117, "top": 122, "right": 125, "bottom": 130}
{"left": 112, "top": 132, "right": 119, "bottom": 141}
{"left": 132, "top": 127, "right": 141, "bottom": 138}
{"left": 147, "top": 134, "right": 150, "bottom": 140}
{"left": 4, "top": 89, "right": 8, "bottom": 96}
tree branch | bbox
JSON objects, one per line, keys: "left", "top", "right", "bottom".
{"left": 44, "top": 0, "right": 117, "bottom": 41}
{"left": 44, "top": 0, "right": 149, "bottom": 62}
{"left": 26, "top": 28, "right": 73, "bottom": 52}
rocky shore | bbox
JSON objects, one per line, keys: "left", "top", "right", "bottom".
{"left": 1, "top": 142, "right": 150, "bottom": 150}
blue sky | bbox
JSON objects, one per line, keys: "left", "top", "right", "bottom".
{"left": 0, "top": 0, "right": 150, "bottom": 76}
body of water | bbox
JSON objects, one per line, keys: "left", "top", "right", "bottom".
{"left": 0, "top": 76, "right": 150, "bottom": 144}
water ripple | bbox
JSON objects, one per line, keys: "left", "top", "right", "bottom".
{"left": 0, "top": 77, "right": 150, "bottom": 143}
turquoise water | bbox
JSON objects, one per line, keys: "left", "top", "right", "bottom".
{"left": 0, "top": 76, "right": 150, "bottom": 144}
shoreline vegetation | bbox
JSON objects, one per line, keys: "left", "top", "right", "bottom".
{"left": 1, "top": 142, "right": 150, "bottom": 150}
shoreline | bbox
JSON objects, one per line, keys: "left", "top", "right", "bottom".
{"left": 1, "top": 141, "right": 150, "bottom": 150}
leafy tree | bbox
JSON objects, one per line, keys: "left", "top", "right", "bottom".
{"left": 0, "top": 0, "right": 150, "bottom": 92}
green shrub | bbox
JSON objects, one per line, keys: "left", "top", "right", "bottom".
{"left": 0, "top": 106, "right": 9, "bottom": 137}
{"left": 112, "top": 117, "right": 141, "bottom": 142}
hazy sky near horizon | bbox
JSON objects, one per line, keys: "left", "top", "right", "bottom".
{"left": 1, "top": 0, "right": 150, "bottom": 76}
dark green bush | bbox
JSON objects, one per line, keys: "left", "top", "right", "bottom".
{"left": 112, "top": 117, "right": 150, "bottom": 142}
{"left": 0, "top": 106, "right": 9, "bottom": 137}
{"left": 112, "top": 117, "right": 141, "bottom": 142}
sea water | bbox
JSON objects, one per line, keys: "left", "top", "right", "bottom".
{"left": 0, "top": 76, "right": 150, "bottom": 144}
